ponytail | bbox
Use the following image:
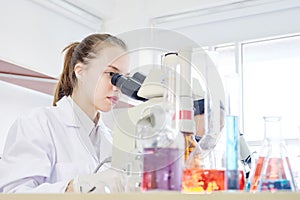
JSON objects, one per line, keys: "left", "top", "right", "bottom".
{"left": 52, "top": 33, "right": 127, "bottom": 106}
{"left": 53, "top": 42, "right": 79, "bottom": 106}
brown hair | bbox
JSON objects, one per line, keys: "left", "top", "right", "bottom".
{"left": 53, "top": 33, "right": 127, "bottom": 106}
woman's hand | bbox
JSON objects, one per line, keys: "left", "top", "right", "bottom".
{"left": 65, "top": 179, "right": 74, "bottom": 193}
{"left": 71, "top": 168, "right": 125, "bottom": 193}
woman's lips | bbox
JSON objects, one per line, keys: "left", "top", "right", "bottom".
{"left": 108, "top": 96, "right": 119, "bottom": 104}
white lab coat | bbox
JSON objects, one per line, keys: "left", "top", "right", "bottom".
{"left": 0, "top": 96, "right": 113, "bottom": 193}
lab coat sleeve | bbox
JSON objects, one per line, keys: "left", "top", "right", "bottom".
{"left": 0, "top": 108, "right": 66, "bottom": 193}
{"left": 2, "top": 177, "right": 69, "bottom": 193}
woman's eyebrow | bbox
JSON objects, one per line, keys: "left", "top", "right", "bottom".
{"left": 108, "top": 65, "right": 130, "bottom": 76}
{"left": 107, "top": 65, "right": 119, "bottom": 71}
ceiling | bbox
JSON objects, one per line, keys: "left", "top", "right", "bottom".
{"left": 62, "top": 0, "right": 235, "bottom": 20}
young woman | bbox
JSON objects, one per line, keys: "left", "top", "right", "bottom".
{"left": 0, "top": 33, "right": 129, "bottom": 193}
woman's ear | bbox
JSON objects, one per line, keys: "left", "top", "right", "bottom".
{"left": 74, "top": 63, "right": 84, "bottom": 81}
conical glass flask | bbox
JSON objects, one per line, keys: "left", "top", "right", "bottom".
{"left": 248, "top": 116, "right": 296, "bottom": 192}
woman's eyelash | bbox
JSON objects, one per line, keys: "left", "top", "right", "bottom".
{"left": 104, "top": 72, "right": 116, "bottom": 77}
{"left": 109, "top": 72, "right": 115, "bottom": 76}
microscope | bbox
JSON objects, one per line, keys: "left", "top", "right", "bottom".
{"left": 110, "top": 51, "right": 252, "bottom": 183}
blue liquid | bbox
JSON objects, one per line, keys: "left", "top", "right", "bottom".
{"left": 226, "top": 115, "right": 240, "bottom": 190}
{"left": 260, "top": 179, "right": 291, "bottom": 191}
{"left": 247, "top": 157, "right": 295, "bottom": 192}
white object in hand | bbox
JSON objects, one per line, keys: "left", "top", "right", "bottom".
{"left": 72, "top": 168, "right": 125, "bottom": 193}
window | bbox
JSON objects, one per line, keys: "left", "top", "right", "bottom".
{"left": 243, "top": 35, "right": 300, "bottom": 141}
{"left": 213, "top": 34, "right": 300, "bottom": 143}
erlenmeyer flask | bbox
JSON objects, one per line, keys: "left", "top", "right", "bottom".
{"left": 248, "top": 116, "right": 296, "bottom": 192}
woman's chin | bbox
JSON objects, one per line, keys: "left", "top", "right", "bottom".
{"left": 101, "top": 102, "right": 114, "bottom": 112}
{"left": 98, "top": 107, "right": 111, "bottom": 112}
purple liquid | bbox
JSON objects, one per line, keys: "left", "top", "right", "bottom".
{"left": 142, "top": 148, "right": 183, "bottom": 191}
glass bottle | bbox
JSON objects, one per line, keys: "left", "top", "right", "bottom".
{"left": 224, "top": 74, "right": 244, "bottom": 191}
{"left": 139, "top": 107, "right": 184, "bottom": 191}
{"left": 248, "top": 116, "right": 296, "bottom": 192}
{"left": 139, "top": 53, "right": 184, "bottom": 191}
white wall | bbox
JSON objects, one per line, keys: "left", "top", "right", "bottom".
{"left": 0, "top": 0, "right": 99, "bottom": 78}
{"left": 0, "top": 81, "right": 53, "bottom": 154}
{"left": 0, "top": 0, "right": 101, "bottom": 153}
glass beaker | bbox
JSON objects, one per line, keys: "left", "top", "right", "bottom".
{"left": 224, "top": 74, "right": 241, "bottom": 191}
{"left": 182, "top": 74, "right": 246, "bottom": 193}
{"left": 247, "top": 116, "right": 296, "bottom": 192}
{"left": 139, "top": 104, "right": 184, "bottom": 191}
{"left": 140, "top": 53, "right": 185, "bottom": 191}
{"left": 182, "top": 133, "right": 245, "bottom": 193}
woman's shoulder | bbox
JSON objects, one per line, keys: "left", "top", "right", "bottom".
{"left": 18, "top": 105, "right": 56, "bottom": 121}
{"left": 19, "top": 96, "right": 70, "bottom": 121}
{"left": 10, "top": 107, "right": 54, "bottom": 135}
{"left": 4, "top": 106, "right": 56, "bottom": 146}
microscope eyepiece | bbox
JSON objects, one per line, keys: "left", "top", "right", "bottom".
{"left": 111, "top": 73, "right": 125, "bottom": 88}
{"left": 111, "top": 72, "right": 148, "bottom": 102}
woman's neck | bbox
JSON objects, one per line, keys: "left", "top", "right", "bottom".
{"left": 71, "top": 90, "right": 99, "bottom": 125}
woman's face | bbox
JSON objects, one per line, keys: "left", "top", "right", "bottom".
{"left": 81, "top": 46, "right": 129, "bottom": 113}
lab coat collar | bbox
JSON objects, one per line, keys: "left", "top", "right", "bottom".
{"left": 55, "top": 96, "right": 112, "bottom": 163}
{"left": 55, "top": 96, "right": 80, "bottom": 127}
{"left": 68, "top": 96, "right": 97, "bottom": 135}
{"left": 55, "top": 96, "right": 100, "bottom": 131}
{"left": 56, "top": 96, "right": 100, "bottom": 162}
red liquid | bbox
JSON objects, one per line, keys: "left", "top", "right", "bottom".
{"left": 142, "top": 148, "right": 183, "bottom": 191}
{"left": 182, "top": 168, "right": 245, "bottom": 193}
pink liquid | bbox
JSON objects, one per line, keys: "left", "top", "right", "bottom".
{"left": 142, "top": 148, "right": 183, "bottom": 191}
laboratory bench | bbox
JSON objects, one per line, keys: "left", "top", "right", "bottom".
{"left": 0, "top": 192, "right": 300, "bottom": 200}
